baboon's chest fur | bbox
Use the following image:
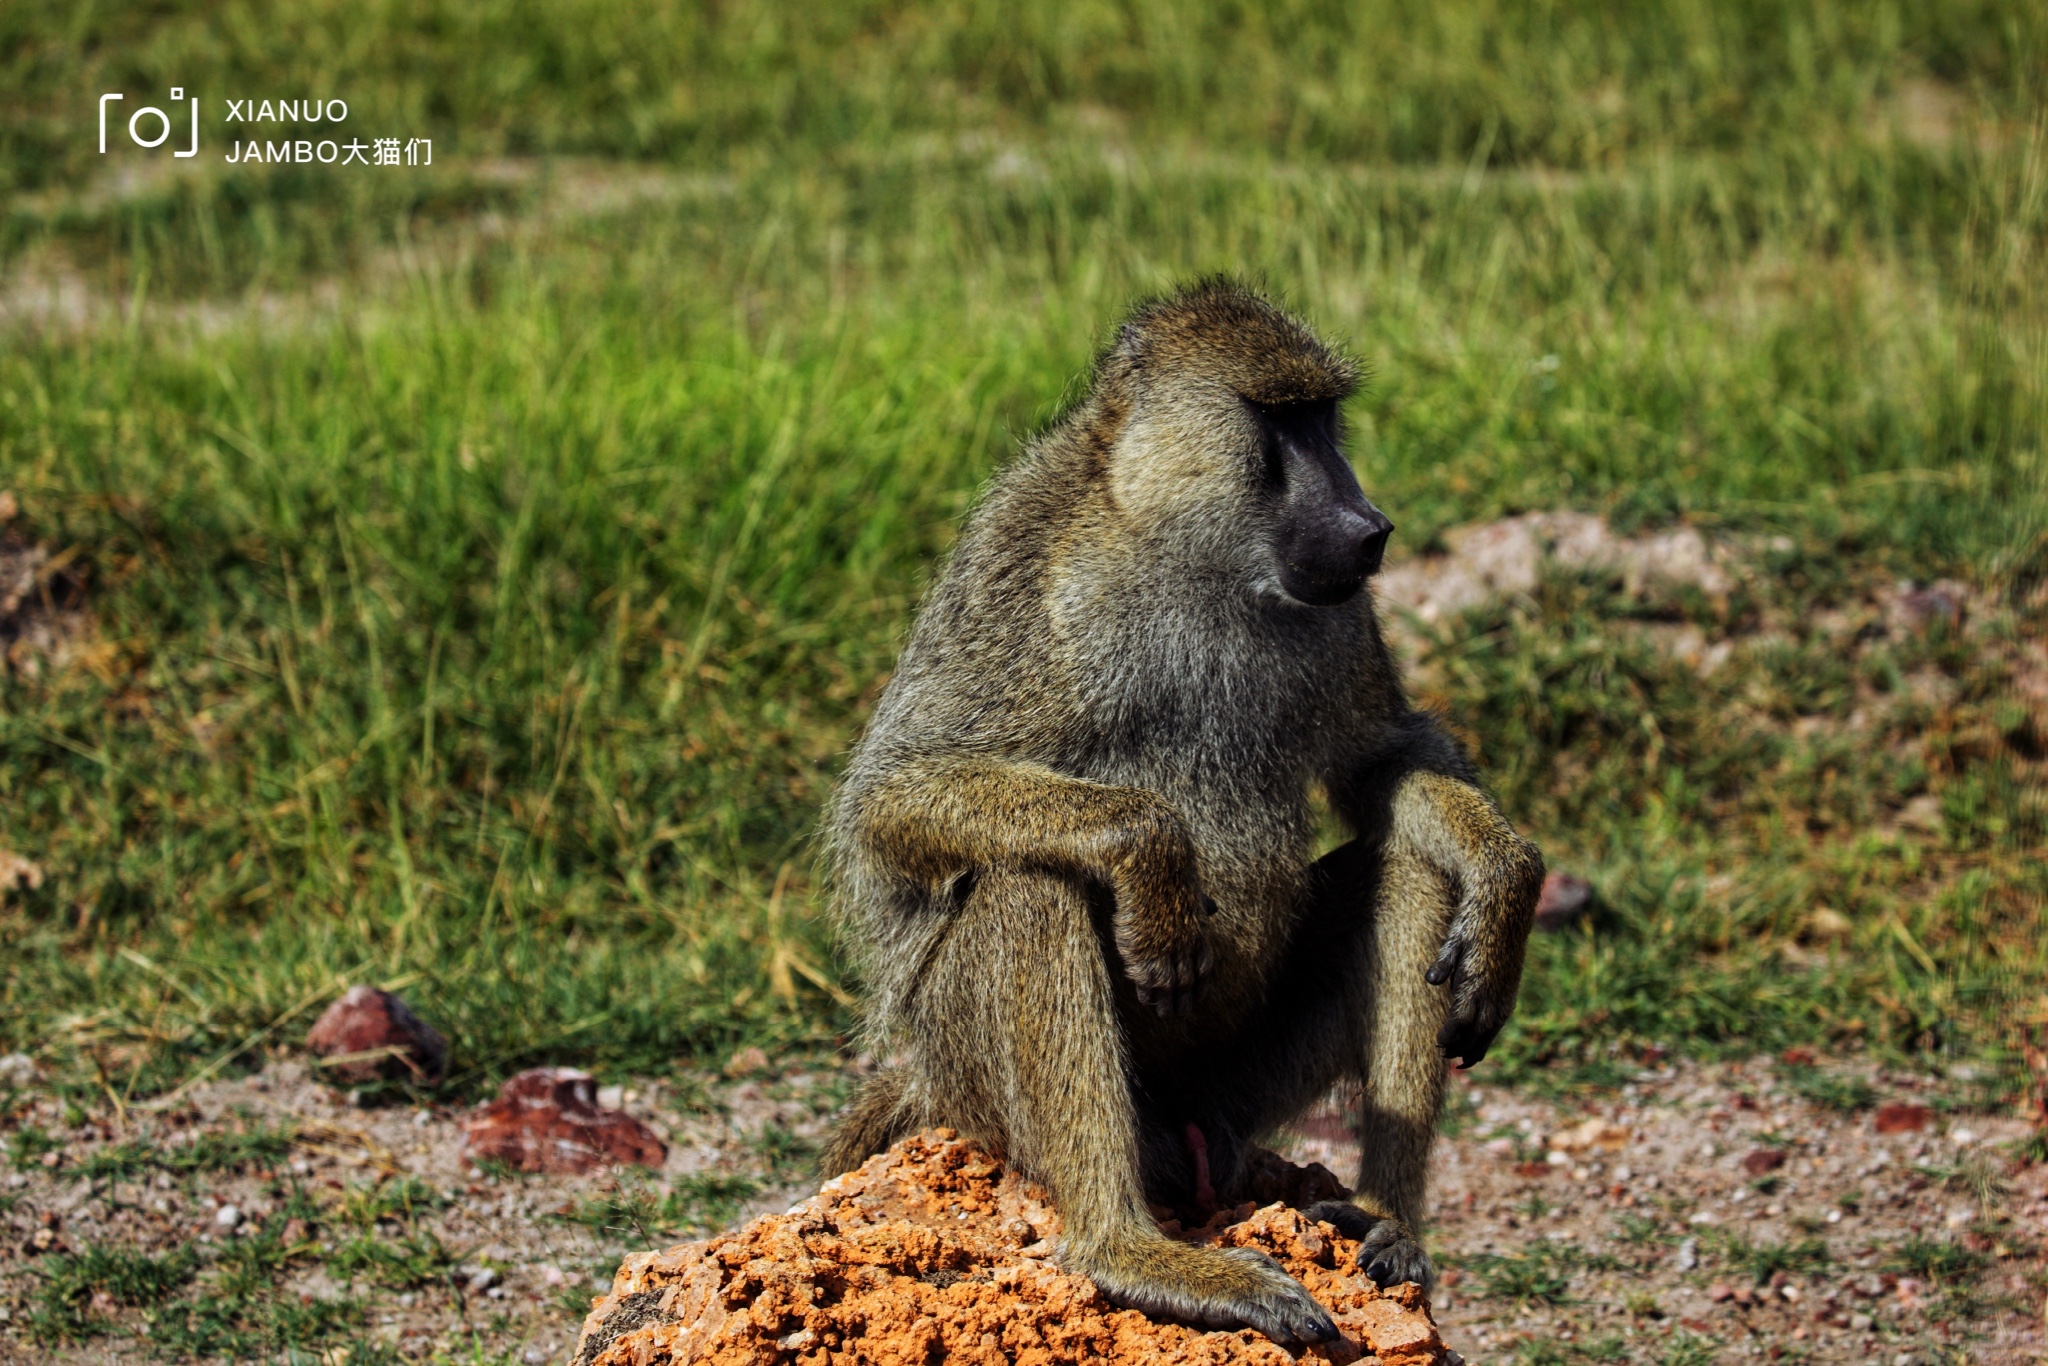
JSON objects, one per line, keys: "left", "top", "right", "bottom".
{"left": 841, "top": 448, "right": 1404, "bottom": 1018}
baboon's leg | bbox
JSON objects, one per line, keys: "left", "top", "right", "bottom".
{"left": 822, "top": 1068, "right": 917, "bottom": 1178}
{"left": 1144, "top": 847, "right": 1370, "bottom": 1202}
{"left": 1345, "top": 837, "right": 1457, "bottom": 1237}
{"left": 904, "top": 866, "right": 1337, "bottom": 1346}
{"left": 1170, "top": 836, "right": 1456, "bottom": 1288}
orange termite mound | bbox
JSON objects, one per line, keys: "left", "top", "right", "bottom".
{"left": 573, "top": 1130, "right": 1450, "bottom": 1366}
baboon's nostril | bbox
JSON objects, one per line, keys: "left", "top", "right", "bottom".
{"left": 1357, "top": 519, "right": 1393, "bottom": 577}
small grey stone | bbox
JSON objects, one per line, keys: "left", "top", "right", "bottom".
{"left": 1676, "top": 1237, "right": 1698, "bottom": 1271}
{"left": 466, "top": 1267, "right": 500, "bottom": 1293}
{"left": 213, "top": 1204, "right": 243, "bottom": 1230}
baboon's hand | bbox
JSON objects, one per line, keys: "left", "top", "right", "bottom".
{"left": 1425, "top": 919, "right": 1524, "bottom": 1068}
{"left": 1103, "top": 808, "right": 1215, "bottom": 1017}
{"left": 1421, "top": 818, "right": 1543, "bottom": 1067}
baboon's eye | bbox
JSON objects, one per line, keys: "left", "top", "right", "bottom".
{"left": 1246, "top": 398, "right": 1339, "bottom": 491}
{"left": 1243, "top": 399, "right": 1287, "bottom": 490}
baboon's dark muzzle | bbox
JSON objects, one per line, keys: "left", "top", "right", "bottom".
{"left": 1272, "top": 427, "right": 1393, "bottom": 607}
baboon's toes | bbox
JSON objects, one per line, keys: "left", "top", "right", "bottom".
{"left": 1214, "top": 1247, "right": 1339, "bottom": 1346}
{"left": 1302, "top": 1200, "right": 1378, "bottom": 1241}
{"left": 1356, "top": 1220, "right": 1435, "bottom": 1290}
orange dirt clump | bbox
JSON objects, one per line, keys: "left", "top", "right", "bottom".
{"left": 572, "top": 1129, "right": 1450, "bottom": 1366}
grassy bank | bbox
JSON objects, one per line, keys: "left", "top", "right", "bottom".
{"left": 0, "top": 0, "right": 2044, "bottom": 1102}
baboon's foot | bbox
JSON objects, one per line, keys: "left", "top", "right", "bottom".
{"left": 1302, "top": 1201, "right": 1437, "bottom": 1290}
{"left": 1078, "top": 1237, "right": 1338, "bottom": 1346}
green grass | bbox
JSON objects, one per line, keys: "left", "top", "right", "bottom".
{"left": 558, "top": 1170, "right": 764, "bottom": 1240}
{"left": 1714, "top": 1232, "right": 1830, "bottom": 1284}
{"left": 1660, "top": 1332, "right": 1722, "bottom": 1366}
{"left": 1461, "top": 1244, "right": 1582, "bottom": 1303}
{"left": 1612, "top": 1212, "right": 1666, "bottom": 1247}
{"left": 1885, "top": 1235, "right": 1990, "bottom": 1284}
{"left": 4, "top": 1124, "right": 62, "bottom": 1171}
{"left": 1780, "top": 1065, "right": 1878, "bottom": 1112}
{"left": 74, "top": 1123, "right": 294, "bottom": 1180}
{"left": 1515, "top": 1337, "right": 1630, "bottom": 1366}
{"left": 25, "top": 1244, "right": 197, "bottom": 1343}
{"left": 334, "top": 1174, "right": 448, "bottom": 1230}
{"left": 326, "top": 1232, "right": 457, "bottom": 1290}
{"left": 0, "top": 0, "right": 2044, "bottom": 1100}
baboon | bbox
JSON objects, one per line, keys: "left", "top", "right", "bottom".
{"left": 824, "top": 279, "right": 1544, "bottom": 1345}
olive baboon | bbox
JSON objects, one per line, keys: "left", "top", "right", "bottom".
{"left": 825, "top": 279, "right": 1544, "bottom": 1345}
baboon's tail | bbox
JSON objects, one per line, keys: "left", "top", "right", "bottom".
{"left": 823, "top": 1068, "right": 914, "bottom": 1177}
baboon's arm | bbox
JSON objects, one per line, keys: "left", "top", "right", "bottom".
{"left": 851, "top": 758, "right": 1214, "bottom": 1014}
{"left": 1333, "top": 723, "right": 1545, "bottom": 1066}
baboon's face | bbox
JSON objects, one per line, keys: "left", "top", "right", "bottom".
{"left": 1110, "top": 388, "right": 1392, "bottom": 606}
{"left": 1248, "top": 399, "right": 1393, "bottom": 607}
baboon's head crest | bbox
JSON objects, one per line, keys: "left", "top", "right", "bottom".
{"left": 1101, "top": 279, "right": 1393, "bottom": 608}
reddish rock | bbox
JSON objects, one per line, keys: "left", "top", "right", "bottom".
{"left": 573, "top": 1130, "right": 1451, "bottom": 1366}
{"left": 1532, "top": 872, "right": 1593, "bottom": 931}
{"left": 1238, "top": 1145, "right": 1349, "bottom": 1211}
{"left": 1741, "top": 1149, "right": 1787, "bottom": 1176}
{"left": 1873, "top": 1102, "right": 1931, "bottom": 1134}
{"left": 463, "top": 1068, "right": 667, "bottom": 1174}
{"left": 304, "top": 986, "right": 448, "bottom": 1085}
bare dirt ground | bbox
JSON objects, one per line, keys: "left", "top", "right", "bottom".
{"left": 0, "top": 1056, "right": 851, "bottom": 1364}
{"left": 1288, "top": 1060, "right": 2048, "bottom": 1366}
{"left": 3, "top": 1052, "right": 2042, "bottom": 1364}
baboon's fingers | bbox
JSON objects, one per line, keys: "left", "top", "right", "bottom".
{"left": 1129, "top": 955, "right": 1200, "bottom": 1016}
{"left": 1423, "top": 936, "right": 1464, "bottom": 986}
{"left": 1144, "top": 949, "right": 1201, "bottom": 1017}
{"left": 1117, "top": 894, "right": 1215, "bottom": 1016}
{"left": 1301, "top": 1200, "right": 1379, "bottom": 1242}
{"left": 1437, "top": 1011, "right": 1498, "bottom": 1068}
{"left": 1175, "top": 938, "right": 1213, "bottom": 1014}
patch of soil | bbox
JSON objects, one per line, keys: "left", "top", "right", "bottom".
{"left": 1282, "top": 1059, "right": 2048, "bottom": 1365}
{"left": 571, "top": 1129, "right": 1446, "bottom": 1366}
{"left": 0, "top": 494, "right": 90, "bottom": 679}
{"left": 1374, "top": 511, "right": 1735, "bottom": 631}
{"left": 0, "top": 1058, "right": 849, "bottom": 1364}
{"left": 3, "top": 1054, "right": 2043, "bottom": 1364}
